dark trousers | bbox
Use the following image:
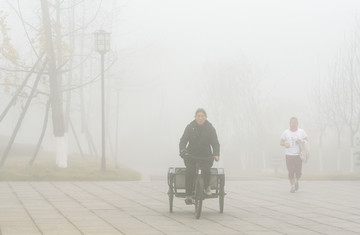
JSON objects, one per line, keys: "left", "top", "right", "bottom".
{"left": 184, "top": 157, "right": 213, "bottom": 196}
{"left": 286, "top": 155, "right": 302, "bottom": 183}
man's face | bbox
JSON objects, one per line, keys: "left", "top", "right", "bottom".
{"left": 195, "top": 112, "right": 207, "bottom": 125}
{"left": 290, "top": 119, "right": 298, "bottom": 131}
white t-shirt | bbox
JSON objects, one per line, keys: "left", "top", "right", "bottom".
{"left": 280, "top": 128, "right": 307, "bottom": 156}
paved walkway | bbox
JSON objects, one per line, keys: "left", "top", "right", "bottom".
{"left": 0, "top": 180, "right": 360, "bottom": 235}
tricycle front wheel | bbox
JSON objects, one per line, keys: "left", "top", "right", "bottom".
{"left": 168, "top": 188, "right": 174, "bottom": 213}
{"left": 219, "top": 191, "right": 224, "bottom": 213}
{"left": 219, "top": 177, "right": 225, "bottom": 213}
{"left": 194, "top": 199, "right": 202, "bottom": 219}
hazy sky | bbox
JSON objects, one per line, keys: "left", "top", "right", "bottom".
{"left": 4, "top": 0, "right": 360, "bottom": 112}
{"left": 106, "top": 0, "right": 360, "bottom": 171}
{"left": 2, "top": 0, "right": 360, "bottom": 173}
{"left": 109, "top": 0, "right": 360, "bottom": 98}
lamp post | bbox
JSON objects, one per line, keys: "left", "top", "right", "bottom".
{"left": 94, "top": 30, "right": 110, "bottom": 171}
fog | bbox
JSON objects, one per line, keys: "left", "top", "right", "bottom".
{"left": 1, "top": 0, "right": 360, "bottom": 178}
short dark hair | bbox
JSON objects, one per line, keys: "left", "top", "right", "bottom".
{"left": 195, "top": 108, "right": 207, "bottom": 117}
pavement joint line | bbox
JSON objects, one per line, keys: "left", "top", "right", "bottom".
{"left": 226, "top": 197, "right": 324, "bottom": 234}
{"left": 104, "top": 182, "right": 299, "bottom": 234}
{"left": 202, "top": 201, "right": 290, "bottom": 235}
{"left": 192, "top": 197, "right": 256, "bottom": 233}
{"left": 83, "top": 181, "right": 168, "bottom": 234}
{"left": 265, "top": 190, "right": 360, "bottom": 224}
{"left": 91, "top": 181, "right": 206, "bottom": 234}
{"left": 219, "top": 195, "right": 312, "bottom": 229}
{"left": 204, "top": 214, "right": 261, "bottom": 234}
{"left": 29, "top": 182, "right": 84, "bottom": 235}
{"left": 224, "top": 189, "right": 356, "bottom": 234}
{"left": 98, "top": 181, "right": 249, "bottom": 234}
{"left": 120, "top": 182, "right": 227, "bottom": 228}
{"left": 168, "top": 183, "right": 290, "bottom": 234}
{"left": 228, "top": 184, "right": 357, "bottom": 212}
{"left": 7, "top": 182, "right": 42, "bottom": 234}
{"left": 72, "top": 182, "right": 162, "bottom": 234}
{"left": 51, "top": 182, "right": 126, "bottom": 235}
{"left": 1, "top": 181, "right": 360, "bottom": 234}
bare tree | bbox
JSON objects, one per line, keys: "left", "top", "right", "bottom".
{"left": 325, "top": 29, "right": 360, "bottom": 172}
{"left": 311, "top": 76, "right": 330, "bottom": 171}
{"left": 326, "top": 58, "right": 346, "bottom": 171}
{"left": 341, "top": 33, "right": 360, "bottom": 172}
{"left": 1, "top": 0, "right": 107, "bottom": 167}
{"left": 200, "top": 59, "right": 271, "bottom": 170}
{"left": 40, "top": 0, "right": 67, "bottom": 167}
{"left": 29, "top": 98, "right": 51, "bottom": 165}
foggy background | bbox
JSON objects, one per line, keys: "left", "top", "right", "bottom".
{"left": 1, "top": 0, "right": 360, "bottom": 178}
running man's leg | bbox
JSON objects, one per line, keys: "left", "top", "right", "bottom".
{"left": 286, "top": 155, "right": 296, "bottom": 185}
{"left": 294, "top": 156, "right": 302, "bottom": 180}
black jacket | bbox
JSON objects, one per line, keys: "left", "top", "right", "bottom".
{"left": 179, "top": 120, "right": 220, "bottom": 158}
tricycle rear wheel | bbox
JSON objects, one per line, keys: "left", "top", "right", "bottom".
{"left": 219, "top": 177, "right": 225, "bottom": 213}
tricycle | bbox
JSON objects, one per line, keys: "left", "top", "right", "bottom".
{"left": 167, "top": 157, "right": 225, "bottom": 219}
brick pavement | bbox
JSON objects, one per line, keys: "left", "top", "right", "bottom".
{"left": 0, "top": 180, "right": 359, "bottom": 234}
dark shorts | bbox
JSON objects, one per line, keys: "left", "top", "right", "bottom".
{"left": 285, "top": 155, "right": 302, "bottom": 180}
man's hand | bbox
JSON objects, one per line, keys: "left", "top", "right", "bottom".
{"left": 296, "top": 139, "right": 303, "bottom": 144}
{"left": 180, "top": 149, "right": 189, "bottom": 158}
{"left": 214, "top": 156, "right": 220, "bottom": 162}
{"left": 280, "top": 139, "right": 290, "bottom": 148}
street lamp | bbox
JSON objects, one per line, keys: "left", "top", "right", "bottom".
{"left": 94, "top": 30, "right": 110, "bottom": 171}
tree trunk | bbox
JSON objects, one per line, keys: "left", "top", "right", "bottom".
{"left": 29, "top": 99, "right": 51, "bottom": 165}
{"left": 336, "top": 128, "right": 342, "bottom": 171}
{"left": 80, "top": 4, "right": 86, "bottom": 134}
{"left": 319, "top": 133, "right": 323, "bottom": 171}
{"left": 56, "top": 134, "right": 68, "bottom": 168}
{"left": 68, "top": 118, "right": 84, "bottom": 158}
{"left": 41, "top": 0, "right": 64, "bottom": 137}
{"left": 40, "top": 0, "right": 66, "bottom": 167}
{"left": 115, "top": 91, "right": 120, "bottom": 168}
{"left": 336, "top": 148, "right": 341, "bottom": 171}
{"left": 261, "top": 150, "right": 266, "bottom": 170}
{"left": 86, "top": 128, "right": 98, "bottom": 156}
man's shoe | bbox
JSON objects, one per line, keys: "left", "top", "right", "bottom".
{"left": 204, "top": 186, "right": 212, "bottom": 196}
{"left": 295, "top": 181, "right": 299, "bottom": 191}
{"left": 290, "top": 185, "right": 296, "bottom": 193}
{"left": 185, "top": 196, "right": 193, "bottom": 205}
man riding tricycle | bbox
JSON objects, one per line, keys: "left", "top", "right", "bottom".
{"left": 167, "top": 108, "right": 225, "bottom": 219}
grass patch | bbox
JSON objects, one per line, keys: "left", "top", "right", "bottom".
{"left": 0, "top": 152, "right": 141, "bottom": 181}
